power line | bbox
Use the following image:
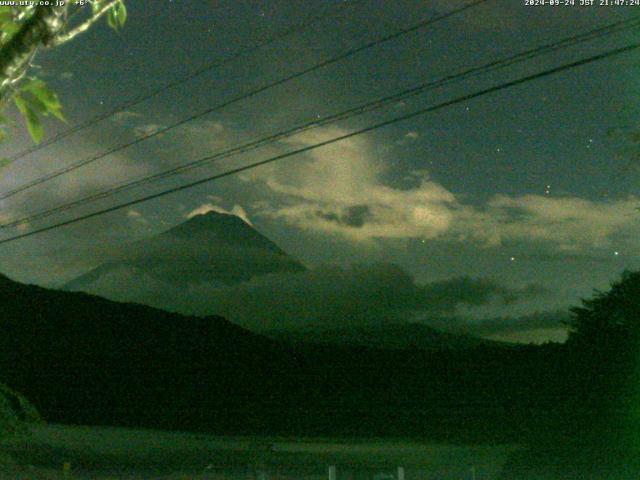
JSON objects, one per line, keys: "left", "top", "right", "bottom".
{"left": 0, "top": 42, "right": 636, "bottom": 246}
{"left": 1, "top": 0, "right": 366, "bottom": 166}
{"left": 1, "top": 17, "right": 638, "bottom": 230}
{"left": 0, "top": 0, "right": 490, "bottom": 201}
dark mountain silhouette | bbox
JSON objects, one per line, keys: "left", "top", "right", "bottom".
{"left": 60, "top": 211, "right": 516, "bottom": 353}
{"left": 64, "top": 211, "right": 305, "bottom": 293}
{"left": 0, "top": 272, "right": 571, "bottom": 442}
{"left": 0, "top": 272, "right": 299, "bottom": 432}
{"left": 265, "top": 322, "right": 505, "bottom": 350}
{"left": 158, "top": 210, "right": 288, "bottom": 252}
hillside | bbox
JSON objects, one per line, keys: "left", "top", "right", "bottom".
{"left": 64, "top": 211, "right": 305, "bottom": 293}
{"left": 265, "top": 322, "right": 501, "bottom": 350}
{"left": 0, "top": 272, "right": 570, "bottom": 441}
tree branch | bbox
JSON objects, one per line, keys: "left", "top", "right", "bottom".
{"left": 15, "top": 6, "right": 37, "bottom": 23}
{"left": 50, "top": 0, "right": 120, "bottom": 47}
{"left": 0, "top": 5, "right": 67, "bottom": 102}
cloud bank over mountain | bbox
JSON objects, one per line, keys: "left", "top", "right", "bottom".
{"left": 69, "top": 259, "right": 547, "bottom": 334}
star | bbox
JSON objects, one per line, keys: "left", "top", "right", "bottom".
{"left": 510, "top": 256, "right": 516, "bottom": 262}
{"left": 614, "top": 251, "right": 620, "bottom": 256}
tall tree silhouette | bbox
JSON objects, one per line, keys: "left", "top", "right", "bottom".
{"left": 500, "top": 271, "right": 640, "bottom": 479}
{"left": 564, "top": 270, "right": 640, "bottom": 448}
{"left": 567, "top": 270, "right": 640, "bottom": 351}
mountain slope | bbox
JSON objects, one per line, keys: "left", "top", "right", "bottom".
{"left": 64, "top": 211, "right": 305, "bottom": 294}
{"left": 0, "top": 272, "right": 568, "bottom": 441}
{"left": 0, "top": 272, "right": 289, "bottom": 431}
{"left": 158, "top": 210, "right": 289, "bottom": 253}
{"left": 265, "top": 322, "right": 500, "bottom": 350}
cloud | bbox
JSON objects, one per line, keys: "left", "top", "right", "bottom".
{"left": 405, "top": 131, "right": 419, "bottom": 140}
{"left": 190, "top": 120, "right": 224, "bottom": 134}
{"left": 476, "top": 310, "right": 570, "bottom": 335}
{"left": 134, "top": 124, "right": 164, "bottom": 138}
{"left": 459, "top": 195, "right": 640, "bottom": 250}
{"left": 249, "top": 125, "right": 456, "bottom": 241}
{"left": 424, "top": 310, "right": 572, "bottom": 344}
{"left": 0, "top": 135, "right": 156, "bottom": 235}
{"left": 72, "top": 262, "right": 547, "bottom": 332}
{"left": 109, "top": 111, "right": 143, "bottom": 128}
{"left": 426, "top": 309, "right": 570, "bottom": 337}
{"left": 397, "top": 131, "right": 420, "bottom": 145}
{"left": 244, "top": 125, "right": 640, "bottom": 252}
{"left": 186, "top": 203, "right": 253, "bottom": 226}
{"left": 127, "top": 209, "right": 149, "bottom": 226}
{"left": 316, "top": 205, "right": 372, "bottom": 228}
{"left": 179, "top": 120, "right": 227, "bottom": 150}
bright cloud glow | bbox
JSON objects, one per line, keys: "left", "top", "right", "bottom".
{"left": 246, "top": 126, "right": 640, "bottom": 250}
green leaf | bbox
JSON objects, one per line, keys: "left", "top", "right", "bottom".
{"left": 24, "top": 109, "right": 43, "bottom": 144}
{"left": 107, "top": 1, "right": 127, "bottom": 30}
{"left": 14, "top": 95, "right": 44, "bottom": 144}
{"left": 116, "top": 1, "right": 127, "bottom": 27}
{"left": 24, "top": 93, "right": 49, "bottom": 115}
{"left": 20, "top": 78, "right": 65, "bottom": 121}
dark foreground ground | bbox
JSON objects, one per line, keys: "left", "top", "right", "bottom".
{"left": 0, "top": 424, "right": 516, "bottom": 479}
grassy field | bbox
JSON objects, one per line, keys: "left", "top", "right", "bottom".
{"left": 0, "top": 424, "right": 517, "bottom": 479}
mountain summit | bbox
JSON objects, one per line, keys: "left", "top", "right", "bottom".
{"left": 64, "top": 211, "right": 305, "bottom": 301}
{"left": 160, "top": 211, "right": 288, "bottom": 254}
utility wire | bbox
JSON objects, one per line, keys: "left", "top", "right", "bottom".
{"left": 1, "top": 17, "right": 638, "bottom": 230}
{"left": 0, "top": 42, "right": 636, "bottom": 246}
{"left": 0, "top": 0, "right": 489, "bottom": 201}
{"left": 1, "top": 0, "right": 366, "bottom": 166}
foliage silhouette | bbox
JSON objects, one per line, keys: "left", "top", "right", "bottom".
{"left": 500, "top": 270, "right": 640, "bottom": 479}
{"left": 565, "top": 270, "right": 640, "bottom": 447}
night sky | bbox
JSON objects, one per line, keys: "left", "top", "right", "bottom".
{"left": 1, "top": 0, "right": 639, "bottom": 343}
